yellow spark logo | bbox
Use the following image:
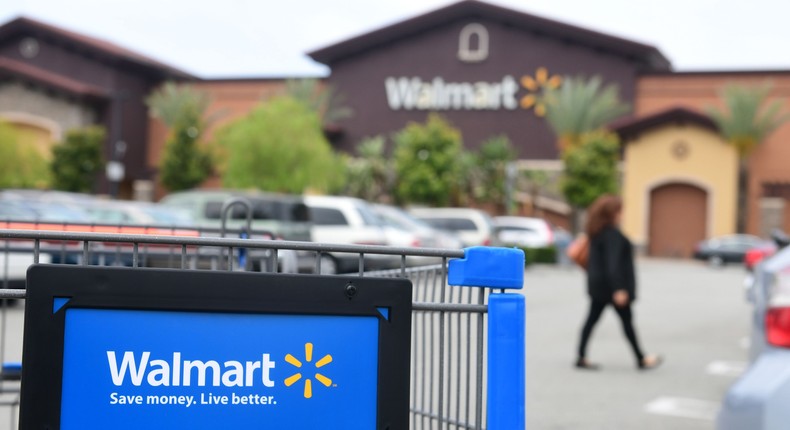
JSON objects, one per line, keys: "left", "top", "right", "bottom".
{"left": 520, "top": 67, "right": 562, "bottom": 117}
{"left": 284, "top": 343, "right": 333, "bottom": 399}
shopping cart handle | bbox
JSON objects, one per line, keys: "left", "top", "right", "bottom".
{"left": 448, "top": 247, "right": 524, "bottom": 289}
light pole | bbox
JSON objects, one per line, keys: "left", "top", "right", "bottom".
{"left": 107, "top": 92, "right": 128, "bottom": 199}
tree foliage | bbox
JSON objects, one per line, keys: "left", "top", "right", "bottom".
{"left": 50, "top": 126, "right": 105, "bottom": 192}
{"left": 393, "top": 114, "right": 463, "bottom": 206}
{"left": 147, "top": 82, "right": 214, "bottom": 191}
{"left": 707, "top": 82, "right": 790, "bottom": 232}
{"left": 561, "top": 131, "right": 620, "bottom": 209}
{"left": 0, "top": 121, "right": 50, "bottom": 188}
{"left": 146, "top": 82, "right": 209, "bottom": 128}
{"left": 543, "top": 75, "right": 630, "bottom": 152}
{"left": 344, "top": 136, "right": 393, "bottom": 202}
{"left": 707, "top": 83, "right": 790, "bottom": 158}
{"left": 159, "top": 110, "right": 213, "bottom": 191}
{"left": 218, "top": 96, "right": 345, "bottom": 193}
{"left": 474, "top": 135, "right": 515, "bottom": 206}
{"left": 285, "top": 78, "right": 353, "bottom": 125}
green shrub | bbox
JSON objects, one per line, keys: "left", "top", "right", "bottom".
{"left": 218, "top": 96, "right": 345, "bottom": 193}
{"left": 0, "top": 121, "right": 50, "bottom": 188}
{"left": 51, "top": 126, "right": 105, "bottom": 192}
{"left": 520, "top": 246, "right": 558, "bottom": 265}
{"left": 394, "top": 114, "right": 463, "bottom": 206}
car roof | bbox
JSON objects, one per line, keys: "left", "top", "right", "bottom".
{"left": 161, "top": 190, "right": 303, "bottom": 203}
{"left": 494, "top": 216, "right": 547, "bottom": 226}
{"left": 409, "top": 207, "right": 488, "bottom": 217}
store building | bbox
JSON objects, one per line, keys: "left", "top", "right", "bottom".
{"left": 308, "top": 0, "right": 670, "bottom": 159}
{"left": 613, "top": 108, "right": 738, "bottom": 257}
{"left": 3, "top": 1, "right": 790, "bottom": 248}
{"left": 0, "top": 16, "right": 193, "bottom": 198}
{"left": 634, "top": 71, "right": 790, "bottom": 238}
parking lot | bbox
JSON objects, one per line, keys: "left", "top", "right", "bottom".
{"left": 0, "top": 258, "right": 750, "bottom": 429}
{"left": 525, "top": 259, "right": 750, "bottom": 430}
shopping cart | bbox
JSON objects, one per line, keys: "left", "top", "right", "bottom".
{"left": 0, "top": 224, "right": 525, "bottom": 430}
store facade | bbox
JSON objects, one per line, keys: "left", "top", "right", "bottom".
{"left": 4, "top": 1, "right": 790, "bottom": 244}
{"left": 0, "top": 17, "right": 192, "bottom": 198}
{"left": 308, "top": 0, "right": 670, "bottom": 159}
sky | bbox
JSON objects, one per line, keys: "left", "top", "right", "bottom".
{"left": 1, "top": 0, "right": 789, "bottom": 78}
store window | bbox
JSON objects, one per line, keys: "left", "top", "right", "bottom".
{"left": 458, "top": 23, "right": 489, "bottom": 63}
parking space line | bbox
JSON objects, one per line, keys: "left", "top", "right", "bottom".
{"left": 706, "top": 360, "right": 747, "bottom": 377}
{"left": 644, "top": 396, "right": 719, "bottom": 421}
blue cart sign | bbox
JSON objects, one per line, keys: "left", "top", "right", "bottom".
{"left": 21, "top": 266, "right": 412, "bottom": 429}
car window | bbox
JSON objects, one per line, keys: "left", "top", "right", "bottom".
{"left": 356, "top": 204, "right": 384, "bottom": 227}
{"left": 204, "top": 201, "right": 256, "bottom": 220}
{"left": 498, "top": 226, "right": 536, "bottom": 233}
{"left": 290, "top": 203, "right": 310, "bottom": 222}
{"left": 251, "top": 201, "right": 276, "bottom": 220}
{"left": 421, "top": 217, "right": 477, "bottom": 231}
{"left": 310, "top": 207, "right": 349, "bottom": 226}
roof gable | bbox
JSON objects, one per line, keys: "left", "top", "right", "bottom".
{"left": 308, "top": 0, "right": 671, "bottom": 71}
{"left": 611, "top": 107, "right": 719, "bottom": 141}
{"left": 0, "top": 16, "right": 195, "bottom": 80}
{"left": 0, "top": 57, "right": 108, "bottom": 99}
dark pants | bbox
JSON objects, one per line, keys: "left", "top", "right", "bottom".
{"left": 578, "top": 299, "right": 645, "bottom": 364}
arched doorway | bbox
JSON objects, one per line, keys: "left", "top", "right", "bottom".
{"left": 0, "top": 112, "right": 61, "bottom": 158}
{"left": 648, "top": 183, "right": 708, "bottom": 258}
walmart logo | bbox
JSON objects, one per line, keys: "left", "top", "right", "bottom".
{"left": 385, "top": 67, "right": 563, "bottom": 114}
{"left": 284, "top": 343, "right": 333, "bottom": 399}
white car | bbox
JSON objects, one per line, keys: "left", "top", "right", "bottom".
{"left": 494, "top": 216, "right": 555, "bottom": 248}
{"left": 409, "top": 208, "right": 498, "bottom": 247}
{"left": 0, "top": 240, "right": 52, "bottom": 290}
{"left": 303, "top": 196, "right": 394, "bottom": 273}
{"left": 372, "top": 204, "right": 463, "bottom": 250}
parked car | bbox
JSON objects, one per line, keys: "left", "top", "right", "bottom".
{"left": 159, "top": 190, "right": 311, "bottom": 241}
{"left": 85, "top": 201, "right": 194, "bottom": 226}
{"left": 409, "top": 208, "right": 499, "bottom": 247}
{"left": 304, "top": 196, "right": 394, "bottom": 274}
{"left": 371, "top": 204, "right": 463, "bottom": 250}
{"left": 744, "top": 230, "right": 790, "bottom": 272}
{"left": 717, "top": 235, "right": 790, "bottom": 429}
{"left": 693, "top": 235, "right": 771, "bottom": 266}
{"left": 494, "top": 216, "right": 555, "bottom": 248}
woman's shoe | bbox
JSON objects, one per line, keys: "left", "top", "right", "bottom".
{"left": 638, "top": 354, "right": 664, "bottom": 370}
{"left": 575, "top": 358, "right": 600, "bottom": 370}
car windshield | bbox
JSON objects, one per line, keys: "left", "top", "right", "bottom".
{"left": 356, "top": 203, "right": 384, "bottom": 227}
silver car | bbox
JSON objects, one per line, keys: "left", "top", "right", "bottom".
{"left": 717, "top": 237, "right": 790, "bottom": 429}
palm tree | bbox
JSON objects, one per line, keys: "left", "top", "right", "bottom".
{"left": 543, "top": 75, "right": 630, "bottom": 153}
{"left": 146, "top": 82, "right": 209, "bottom": 128}
{"left": 708, "top": 83, "right": 790, "bottom": 233}
{"left": 285, "top": 79, "right": 353, "bottom": 126}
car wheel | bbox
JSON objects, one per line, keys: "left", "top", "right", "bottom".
{"left": 318, "top": 255, "right": 338, "bottom": 275}
{"left": 709, "top": 255, "right": 725, "bottom": 267}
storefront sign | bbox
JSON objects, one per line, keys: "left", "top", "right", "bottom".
{"left": 385, "top": 76, "right": 519, "bottom": 111}
{"left": 21, "top": 266, "right": 412, "bottom": 429}
{"left": 385, "top": 68, "right": 562, "bottom": 116}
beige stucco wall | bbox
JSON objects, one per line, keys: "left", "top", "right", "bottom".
{"left": 621, "top": 123, "right": 738, "bottom": 247}
{"left": 636, "top": 73, "right": 790, "bottom": 236}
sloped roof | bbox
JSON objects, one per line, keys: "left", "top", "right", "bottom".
{"left": 611, "top": 107, "right": 719, "bottom": 141}
{"left": 0, "top": 16, "right": 195, "bottom": 80}
{"left": 308, "top": 0, "right": 671, "bottom": 71}
{"left": 0, "top": 57, "right": 109, "bottom": 99}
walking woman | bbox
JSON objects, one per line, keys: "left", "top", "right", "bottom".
{"left": 575, "top": 195, "right": 662, "bottom": 370}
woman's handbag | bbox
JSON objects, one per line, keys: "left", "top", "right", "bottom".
{"left": 566, "top": 234, "right": 589, "bottom": 270}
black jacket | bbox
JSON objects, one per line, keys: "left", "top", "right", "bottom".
{"left": 586, "top": 225, "right": 636, "bottom": 302}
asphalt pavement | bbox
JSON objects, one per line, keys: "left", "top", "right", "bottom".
{"left": 524, "top": 259, "right": 751, "bottom": 430}
{"left": 0, "top": 259, "right": 751, "bottom": 429}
